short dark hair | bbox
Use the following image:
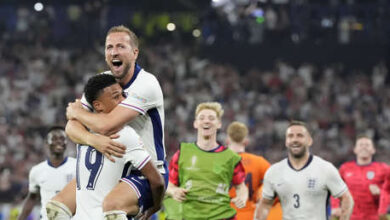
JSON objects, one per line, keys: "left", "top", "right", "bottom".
{"left": 288, "top": 120, "right": 312, "bottom": 136}
{"left": 84, "top": 74, "right": 117, "bottom": 105}
{"left": 46, "top": 126, "right": 66, "bottom": 142}
{"left": 47, "top": 126, "right": 65, "bottom": 134}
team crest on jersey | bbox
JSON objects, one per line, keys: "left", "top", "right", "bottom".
{"left": 366, "top": 171, "right": 375, "bottom": 180}
{"left": 307, "top": 178, "right": 316, "bottom": 189}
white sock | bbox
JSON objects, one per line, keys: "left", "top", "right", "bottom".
{"left": 45, "top": 200, "right": 72, "bottom": 220}
{"left": 103, "top": 210, "right": 128, "bottom": 220}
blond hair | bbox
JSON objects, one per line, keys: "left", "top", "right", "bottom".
{"left": 227, "top": 121, "right": 248, "bottom": 143}
{"left": 106, "top": 25, "right": 139, "bottom": 49}
{"left": 195, "top": 102, "right": 224, "bottom": 120}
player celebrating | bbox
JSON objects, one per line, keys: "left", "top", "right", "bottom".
{"left": 18, "top": 126, "right": 76, "bottom": 220}
{"left": 226, "top": 121, "right": 282, "bottom": 220}
{"left": 46, "top": 25, "right": 168, "bottom": 218}
{"left": 165, "top": 102, "right": 248, "bottom": 220}
{"left": 254, "top": 120, "right": 354, "bottom": 220}
{"left": 71, "top": 74, "right": 164, "bottom": 220}
{"left": 331, "top": 135, "right": 389, "bottom": 220}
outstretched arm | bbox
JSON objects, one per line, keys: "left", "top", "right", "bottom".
{"left": 65, "top": 119, "right": 126, "bottom": 162}
{"left": 18, "top": 192, "right": 39, "bottom": 220}
{"left": 139, "top": 162, "right": 165, "bottom": 219}
{"left": 254, "top": 197, "right": 274, "bottom": 220}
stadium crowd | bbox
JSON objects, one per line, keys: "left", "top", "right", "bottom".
{"left": 1, "top": 40, "right": 389, "bottom": 204}
{"left": 0, "top": 1, "right": 389, "bottom": 219}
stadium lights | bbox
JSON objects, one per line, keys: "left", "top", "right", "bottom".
{"left": 192, "top": 29, "right": 201, "bottom": 38}
{"left": 166, "top": 23, "right": 176, "bottom": 31}
{"left": 34, "top": 2, "right": 44, "bottom": 12}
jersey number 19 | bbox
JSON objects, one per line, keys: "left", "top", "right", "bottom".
{"left": 76, "top": 146, "right": 104, "bottom": 190}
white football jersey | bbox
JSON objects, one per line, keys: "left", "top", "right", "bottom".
{"left": 262, "top": 155, "right": 347, "bottom": 220}
{"left": 28, "top": 157, "right": 76, "bottom": 220}
{"left": 81, "top": 66, "right": 166, "bottom": 173}
{"left": 73, "top": 126, "right": 150, "bottom": 220}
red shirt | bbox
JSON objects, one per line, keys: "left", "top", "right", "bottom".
{"left": 331, "top": 161, "right": 389, "bottom": 220}
{"left": 168, "top": 144, "right": 245, "bottom": 186}
{"left": 379, "top": 168, "right": 390, "bottom": 215}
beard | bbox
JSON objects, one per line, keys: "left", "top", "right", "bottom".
{"left": 288, "top": 145, "right": 307, "bottom": 159}
{"left": 110, "top": 62, "right": 131, "bottom": 80}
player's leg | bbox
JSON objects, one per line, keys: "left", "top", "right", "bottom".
{"left": 102, "top": 180, "right": 140, "bottom": 214}
{"left": 102, "top": 180, "right": 139, "bottom": 219}
{"left": 103, "top": 174, "right": 155, "bottom": 220}
{"left": 46, "top": 200, "right": 72, "bottom": 220}
{"left": 46, "top": 178, "right": 76, "bottom": 219}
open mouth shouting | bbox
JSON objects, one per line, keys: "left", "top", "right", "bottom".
{"left": 111, "top": 59, "right": 123, "bottom": 73}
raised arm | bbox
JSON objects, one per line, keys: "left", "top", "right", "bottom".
{"left": 338, "top": 190, "right": 354, "bottom": 220}
{"left": 66, "top": 100, "right": 139, "bottom": 135}
{"left": 65, "top": 119, "right": 125, "bottom": 162}
{"left": 254, "top": 197, "right": 274, "bottom": 220}
{"left": 18, "top": 192, "right": 40, "bottom": 220}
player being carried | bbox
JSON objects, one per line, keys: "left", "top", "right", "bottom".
{"left": 58, "top": 74, "right": 164, "bottom": 220}
{"left": 46, "top": 25, "right": 168, "bottom": 219}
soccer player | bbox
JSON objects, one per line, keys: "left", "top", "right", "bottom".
{"left": 254, "top": 120, "right": 354, "bottom": 220}
{"left": 18, "top": 126, "right": 76, "bottom": 220}
{"left": 226, "top": 121, "right": 282, "bottom": 220}
{"left": 46, "top": 25, "right": 168, "bottom": 218}
{"left": 331, "top": 135, "right": 389, "bottom": 220}
{"left": 165, "top": 102, "right": 248, "bottom": 220}
{"left": 71, "top": 74, "right": 164, "bottom": 220}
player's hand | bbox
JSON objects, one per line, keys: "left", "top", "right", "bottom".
{"left": 369, "top": 184, "right": 381, "bottom": 195}
{"left": 88, "top": 133, "right": 126, "bottom": 162}
{"left": 172, "top": 187, "right": 188, "bottom": 202}
{"left": 331, "top": 208, "right": 341, "bottom": 218}
{"left": 66, "top": 99, "right": 83, "bottom": 120}
{"left": 232, "top": 196, "right": 247, "bottom": 209}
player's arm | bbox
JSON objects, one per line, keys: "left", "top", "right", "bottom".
{"left": 65, "top": 119, "right": 126, "bottom": 162}
{"left": 17, "top": 192, "right": 40, "bottom": 220}
{"left": 166, "top": 181, "right": 188, "bottom": 202}
{"left": 231, "top": 160, "right": 248, "bottom": 208}
{"left": 67, "top": 100, "right": 139, "bottom": 135}
{"left": 232, "top": 182, "right": 248, "bottom": 209}
{"left": 139, "top": 161, "right": 165, "bottom": 219}
{"left": 254, "top": 197, "right": 274, "bottom": 220}
{"left": 338, "top": 190, "right": 354, "bottom": 220}
{"left": 165, "top": 150, "right": 188, "bottom": 202}
{"left": 379, "top": 167, "right": 390, "bottom": 220}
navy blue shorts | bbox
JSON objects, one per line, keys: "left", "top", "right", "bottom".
{"left": 121, "top": 161, "right": 169, "bottom": 213}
